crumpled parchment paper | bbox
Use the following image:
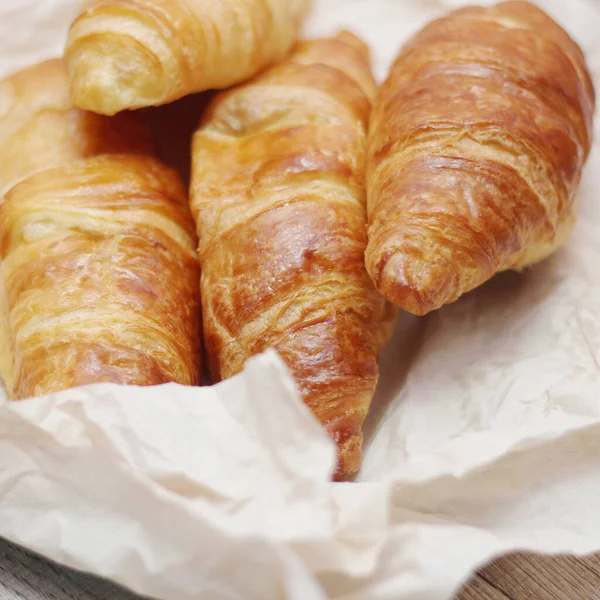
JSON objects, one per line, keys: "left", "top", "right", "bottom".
{"left": 1, "top": 1, "right": 600, "bottom": 598}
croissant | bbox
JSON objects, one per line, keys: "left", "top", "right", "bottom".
{"left": 0, "top": 61, "right": 201, "bottom": 399}
{"left": 65, "top": 0, "right": 311, "bottom": 115}
{"left": 0, "top": 59, "right": 151, "bottom": 197}
{"left": 366, "top": 0, "right": 595, "bottom": 316}
{"left": 191, "top": 32, "right": 396, "bottom": 479}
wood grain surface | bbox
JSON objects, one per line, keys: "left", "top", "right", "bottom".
{"left": 1, "top": 536, "right": 599, "bottom": 599}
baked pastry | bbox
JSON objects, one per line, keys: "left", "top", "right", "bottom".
{"left": 65, "top": 0, "right": 311, "bottom": 115}
{"left": 0, "top": 61, "right": 201, "bottom": 399}
{"left": 366, "top": 0, "right": 595, "bottom": 315}
{"left": 191, "top": 32, "right": 396, "bottom": 479}
{"left": 0, "top": 59, "right": 150, "bottom": 197}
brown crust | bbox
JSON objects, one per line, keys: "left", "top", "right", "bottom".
{"left": 191, "top": 32, "right": 396, "bottom": 479}
{"left": 366, "top": 1, "right": 595, "bottom": 315}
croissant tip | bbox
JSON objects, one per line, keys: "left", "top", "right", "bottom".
{"left": 369, "top": 249, "right": 458, "bottom": 316}
{"left": 66, "top": 37, "right": 168, "bottom": 115}
{"left": 332, "top": 439, "right": 362, "bottom": 481}
{"left": 67, "top": 68, "right": 126, "bottom": 116}
{"left": 326, "top": 415, "right": 364, "bottom": 481}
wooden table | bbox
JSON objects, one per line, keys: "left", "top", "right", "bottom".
{"left": 1, "top": 537, "right": 599, "bottom": 600}
{"left": 460, "top": 554, "right": 600, "bottom": 599}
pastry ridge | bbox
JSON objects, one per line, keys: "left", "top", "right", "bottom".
{"left": 366, "top": 0, "right": 595, "bottom": 315}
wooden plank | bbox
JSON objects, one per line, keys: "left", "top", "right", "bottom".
{"left": 455, "top": 574, "right": 513, "bottom": 600}
{"left": 480, "top": 552, "right": 600, "bottom": 600}
{"left": 0, "top": 538, "right": 140, "bottom": 600}
{"left": 578, "top": 553, "right": 600, "bottom": 581}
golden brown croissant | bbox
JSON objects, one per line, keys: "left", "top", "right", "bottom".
{"left": 191, "top": 32, "right": 396, "bottom": 479}
{"left": 65, "top": 0, "right": 311, "bottom": 115}
{"left": 366, "top": 1, "right": 595, "bottom": 316}
{"left": 0, "top": 60, "right": 201, "bottom": 399}
{"left": 0, "top": 59, "right": 151, "bottom": 197}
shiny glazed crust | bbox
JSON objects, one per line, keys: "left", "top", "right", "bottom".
{"left": 366, "top": 1, "right": 596, "bottom": 316}
{"left": 65, "top": 0, "right": 311, "bottom": 115}
{"left": 0, "top": 61, "right": 201, "bottom": 399}
{"left": 191, "top": 32, "right": 397, "bottom": 480}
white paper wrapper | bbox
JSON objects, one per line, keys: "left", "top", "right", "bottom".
{"left": 1, "top": 1, "right": 600, "bottom": 598}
